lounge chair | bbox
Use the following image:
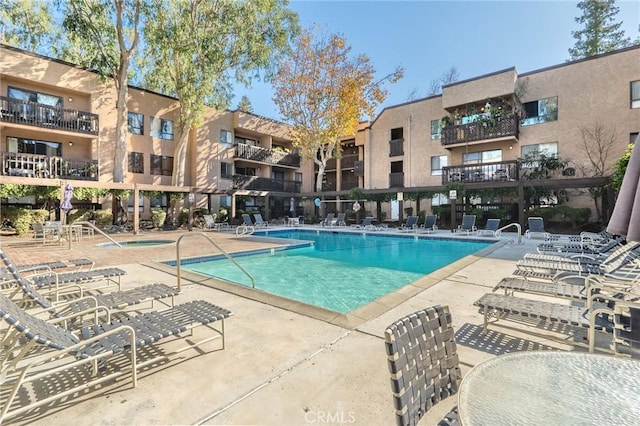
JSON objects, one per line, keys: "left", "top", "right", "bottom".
{"left": 351, "top": 216, "right": 374, "bottom": 230}
{"left": 334, "top": 212, "right": 346, "bottom": 227}
{"left": 536, "top": 233, "right": 623, "bottom": 255}
{"left": 457, "top": 214, "right": 477, "bottom": 235}
{"left": 253, "top": 213, "right": 268, "bottom": 228}
{"left": 320, "top": 213, "right": 335, "bottom": 227}
{"left": 237, "top": 214, "right": 255, "bottom": 236}
{"left": 477, "top": 218, "right": 501, "bottom": 237}
{"left": 29, "top": 267, "right": 127, "bottom": 294}
{"left": 0, "top": 292, "right": 232, "bottom": 424}
{"left": 203, "top": 214, "right": 218, "bottom": 230}
{"left": 610, "top": 301, "right": 640, "bottom": 357}
{"left": 525, "top": 217, "right": 550, "bottom": 239}
{"left": 398, "top": 215, "right": 418, "bottom": 232}
{"left": 420, "top": 214, "right": 438, "bottom": 233}
{"left": 384, "top": 305, "right": 461, "bottom": 426}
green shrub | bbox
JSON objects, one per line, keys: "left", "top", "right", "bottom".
{"left": 68, "top": 208, "right": 93, "bottom": 223}
{"left": 177, "top": 208, "right": 189, "bottom": 226}
{"left": 93, "top": 210, "right": 113, "bottom": 228}
{"left": 218, "top": 207, "right": 229, "bottom": 222}
{"left": 528, "top": 207, "right": 554, "bottom": 220}
{"left": 2, "top": 207, "right": 42, "bottom": 235}
{"left": 151, "top": 209, "right": 167, "bottom": 228}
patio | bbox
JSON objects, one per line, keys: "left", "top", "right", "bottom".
{"left": 0, "top": 227, "right": 618, "bottom": 425}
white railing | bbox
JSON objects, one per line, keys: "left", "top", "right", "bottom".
{"left": 494, "top": 222, "right": 523, "bottom": 245}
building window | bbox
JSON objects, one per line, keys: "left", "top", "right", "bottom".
{"left": 128, "top": 151, "right": 144, "bottom": 174}
{"left": 631, "top": 133, "right": 639, "bottom": 143}
{"left": 632, "top": 81, "right": 640, "bottom": 109}
{"left": 8, "top": 86, "right": 62, "bottom": 108}
{"left": 8, "top": 87, "right": 63, "bottom": 122}
{"left": 6, "top": 136, "right": 61, "bottom": 156}
{"left": 150, "top": 154, "right": 173, "bottom": 176}
{"left": 220, "top": 129, "right": 233, "bottom": 147}
{"left": 221, "top": 162, "right": 232, "bottom": 179}
{"left": 219, "top": 195, "right": 231, "bottom": 208}
{"left": 150, "top": 194, "right": 168, "bottom": 208}
{"left": 390, "top": 127, "right": 403, "bottom": 141}
{"left": 127, "top": 112, "right": 144, "bottom": 135}
{"left": 521, "top": 97, "right": 558, "bottom": 126}
{"left": 150, "top": 117, "right": 173, "bottom": 140}
{"left": 295, "top": 172, "right": 303, "bottom": 182}
{"left": 432, "top": 193, "right": 448, "bottom": 206}
{"left": 431, "top": 155, "right": 448, "bottom": 176}
{"left": 127, "top": 194, "right": 144, "bottom": 213}
{"left": 521, "top": 142, "right": 558, "bottom": 168}
{"left": 430, "top": 120, "right": 441, "bottom": 140}
{"left": 462, "top": 149, "right": 502, "bottom": 164}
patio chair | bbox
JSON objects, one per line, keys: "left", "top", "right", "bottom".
{"left": 457, "top": 214, "right": 477, "bottom": 235}
{"left": 253, "top": 213, "right": 268, "bottom": 228}
{"left": 32, "top": 222, "right": 61, "bottom": 245}
{"left": 384, "top": 305, "right": 461, "bottom": 426}
{"left": 421, "top": 214, "right": 438, "bottom": 233}
{"left": 477, "top": 218, "right": 500, "bottom": 237}
{"left": 525, "top": 217, "right": 550, "bottom": 239}
{"left": 334, "top": 212, "right": 346, "bottom": 227}
{"left": 398, "top": 215, "right": 418, "bottom": 232}
{"left": 0, "top": 292, "right": 232, "bottom": 424}
{"left": 320, "top": 213, "right": 335, "bottom": 227}
{"left": 237, "top": 214, "right": 255, "bottom": 236}
{"left": 29, "top": 267, "right": 127, "bottom": 295}
{"left": 203, "top": 214, "right": 217, "bottom": 230}
{"left": 536, "top": 233, "right": 623, "bottom": 255}
{"left": 351, "top": 216, "right": 374, "bottom": 230}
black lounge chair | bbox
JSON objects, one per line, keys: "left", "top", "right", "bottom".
{"left": 0, "top": 292, "right": 232, "bottom": 424}
{"left": 457, "top": 214, "right": 477, "bottom": 235}
{"left": 399, "top": 215, "right": 418, "bottom": 232}
{"left": 420, "top": 214, "right": 438, "bottom": 233}
{"left": 384, "top": 305, "right": 461, "bottom": 426}
{"left": 476, "top": 218, "right": 500, "bottom": 237}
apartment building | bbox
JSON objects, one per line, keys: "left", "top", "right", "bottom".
{"left": 322, "top": 45, "right": 640, "bottom": 226}
{"left": 0, "top": 44, "right": 314, "bottom": 222}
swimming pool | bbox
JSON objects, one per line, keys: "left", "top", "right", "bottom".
{"left": 178, "top": 230, "right": 492, "bottom": 313}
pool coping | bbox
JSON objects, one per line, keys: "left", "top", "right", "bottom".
{"left": 146, "top": 232, "right": 509, "bottom": 329}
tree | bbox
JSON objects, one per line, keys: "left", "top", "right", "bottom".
{"left": 575, "top": 122, "right": 619, "bottom": 219}
{"left": 520, "top": 151, "right": 568, "bottom": 209}
{"left": 142, "top": 0, "right": 299, "bottom": 188}
{"left": 272, "top": 28, "right": 403, "bottom": 192}
{"left": 568, "top": 0, "right": 632, "bottom": 60}
{"left": 427, "top": 66, "right": 460, "bottom": 96}
{"left": 62, "top": 0, "right": 142, "bottom": 185}
{"left": 612, "top": 143, "right": 634, "bottom": 191}
{"left": 237, "top": 95, "right": 253, "bottom": 113}
{"left": 0, "top": 0, "right": 58, "bottom": 54}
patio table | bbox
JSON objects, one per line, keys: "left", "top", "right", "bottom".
{"left": 458, "top": 351, "right": 640, "bottom": 425}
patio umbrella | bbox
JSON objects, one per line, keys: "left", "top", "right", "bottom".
{"left": 607, "top": 134, "right": 640, "bottom": 241}
{"left": 61, "top": 183, "right": 74, "bottom": 213}
{"left": 289, "top": 197, "right": 296, "bottom": 215}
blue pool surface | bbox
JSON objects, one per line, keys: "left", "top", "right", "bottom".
{"left": 179, "top": 230, "right": 492, "bottom": 313}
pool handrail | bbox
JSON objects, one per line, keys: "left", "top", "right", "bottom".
{"left": 68, "top": 221, "right": 123, "bottom": 248}
{"left": 494, "top": 222, "right": 523, "bottom": 245}
{"left": 175, "top": 232, "right": 256, "bottom": 290}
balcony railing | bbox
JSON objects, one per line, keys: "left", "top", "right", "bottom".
{"left": 389, "top": 172, "right": 404, "bottom": 187}
{"left": 441, "top": 115, "right": 519, "bottom": 147}
{"left": 232, "top": 175, "right": 301, "bottom": 193}
{"left": 0, "top": 96, "right": 99, "bottom": 136}
{"left": 441, "top": 160, "right": 519, "bottom": 185}
{"left": 1, "top": 152, "right": 99, "bottom": 180}
{"left": 234, "top": 143, "right": 301, "bottom": 168}
{"left": 389, "top": 139, "right": 404, "bottom": 157}
{"left": 341, "top": 178, "right": 359, "bottom": 191}
{"left": 341, "top": 154, "right": 358, "bottom": 169}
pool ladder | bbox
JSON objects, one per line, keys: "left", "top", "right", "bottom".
{"left": 494, "top": 222, "right": 523, "bottom": 245}
{"left": 175, "top": 232, "right": 256, "bottom": 290}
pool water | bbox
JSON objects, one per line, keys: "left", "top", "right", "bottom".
{"left": 180, "top": 230, "right": 491, "bottom": 313}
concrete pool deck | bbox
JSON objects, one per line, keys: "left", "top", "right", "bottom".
{"left": 0, "top": 226, "right": 605, "bottom": 425}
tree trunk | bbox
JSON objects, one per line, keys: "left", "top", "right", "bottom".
{"left": 172, "top": 129, "right": 190, "bottom": 187}
{"left": 112, "top": 68, "right": 129, "bottom": 183}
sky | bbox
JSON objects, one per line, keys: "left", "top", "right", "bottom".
{"left": 232, "top": 0, "right": 640, "bottom": 121}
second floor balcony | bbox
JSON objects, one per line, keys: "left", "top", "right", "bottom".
{"left": 441, "top": 160, "right": 519, "bottom": 185}
{"left": 389, "top": 172, "right": 404, "bottom": 188}
{"left": 441, "top": 115, "right": 519, "bottom": 147}
{"left": 232, "top": 175, "right": 301, "bottom": 193}
{"left": 234, "top": 143, "right": 301, "bottom": 168}
{"left": 1, "top": 151, "right": 99, "bottom": 180}
{"left": 0, "top": 96, "right": 99, "bottom": 136}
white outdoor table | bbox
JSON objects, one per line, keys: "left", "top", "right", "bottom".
{"left": 458, "top": 351, "right": 640, "bottom": 425}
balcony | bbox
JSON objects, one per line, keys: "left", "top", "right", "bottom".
{"left": 341, "top": 154, "right": 358, "bottom": 169}
{"left": 389, "top": 139, "right": 404, "bottom": 157}
{"left": 0, "top": 96, "right": 99, "bottom": 136}
{"left": 441, "top": 160, "right": 519, "bottom": 185}
{"left": 441, "top": 115, "right": 519, "bottom": 147}
{"left": 1, "top": 152, "right": 99, "bottom": 180}
{"left": 341, "top": 177, "right": 359, "bottom": 191}
{"left": 389, "top": 172, "right": 404, "bottom": 188}
{"left": 232, "top": 175, "right": 301, "bottom": 193}
{"left": 234, "top": 143, "right": 301, "bottom": 168}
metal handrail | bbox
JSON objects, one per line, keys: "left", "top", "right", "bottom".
{"left": 235, "top": 224, "right": 254, "bottom": 237}
{"left": 67, "top": 221, "right": 122, "bottom": 248}
{"left": 175, "top": 232, "right": 256, "bottom": 290}
{"left": 494, "top": 222, "right": 523, "bottom": 245}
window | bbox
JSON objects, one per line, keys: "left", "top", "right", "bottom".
{"left": 521, "top": 142, "right": 558, "bottom": 168}
{"left": 150, "top": 117, "right": 173, "bottom": 140}
{"left": 128, "top": 152, "right": 144, "bottom": 174}
{"left": 128, "top": 112, "right": 144, "bottom": 135}
{"left": 431, "top": 193, "right": 448, "bottom": 206}
{"left": 219, "top": 195, "right": 231, "bottom": 208}
{"left": 127, "top": 194, "right": 144, "bottom": 213}
{"left": 431, "top": 155, "right": 447, "bottom": 176}
{"left": 390, "top": 127, "right": 403, "bottom": 141}
{"left": 430, "top": 119, "right": 441, "bottom": 140}
{"left": 8, "top": 87, "right": 62, "bottom": 121}
{"left": 221, "top": 162, "right": 232, "bottom": 179}
{"left": 235, "top": 166, "right": 255, "bottom": 176}
{"left": 220, "top": 129, "right": 233, "bottom": 147}
{"left": 295, "top": 172, "right": 303, "bottom": 182}
{"left": 235, "top": 136, "right": 258, "bottom": 146}
{"left": 150, "top": 194, "right": 168, "bottom": 208}
{"left": 8, "top": 87, "right": 62, "bottom": 108}
{"left": 150, "top": 154, "right": 173, "bottom": 176}
{"left": 631, "top": 133, "right": 639, "bottom": 144}
{"left": 632, "top": 81, "right": 640, "bottom": 109}
{"left": 521, "top": 97, "right": 558, "bottom": 126}
{"left": 6, "top": 136, "right": 61, "bottom": 156}
{"left": 463, "top": 149, "right": 502, "bottom": 164}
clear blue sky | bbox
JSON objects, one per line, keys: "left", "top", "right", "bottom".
{"left": 233, "top": 0, "right": 640, "bottom": 120}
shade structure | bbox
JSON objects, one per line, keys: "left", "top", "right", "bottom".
{"left": 607, "top": 135, "right": 640, "bottom": 241}
{"left": 61, "top": 184, "right": 74, "bottom": 213}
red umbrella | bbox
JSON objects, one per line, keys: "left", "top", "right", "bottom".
{"left": 607, "top": 135, "right": 640, "bottom": 241}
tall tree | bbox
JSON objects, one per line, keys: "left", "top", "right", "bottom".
{"left": 142, "top": 0, "right": 299, "bottom": 187}
{"left": 237, "top": 95, "right": 253, "bottom": 113}
{"left": 427, "top": 66, "right": 460, "bottom": 96}
{"left": 568, "top": 0, "right": 631, "bottom": 60}
{"left": 0, "top": 0, "right": 58, "bottom": 54}
{"left": 272, "top": 28, "right": 403, "bottom": 192}
{"left": 62, "top": 0, "right": 143, "bottom": 184}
